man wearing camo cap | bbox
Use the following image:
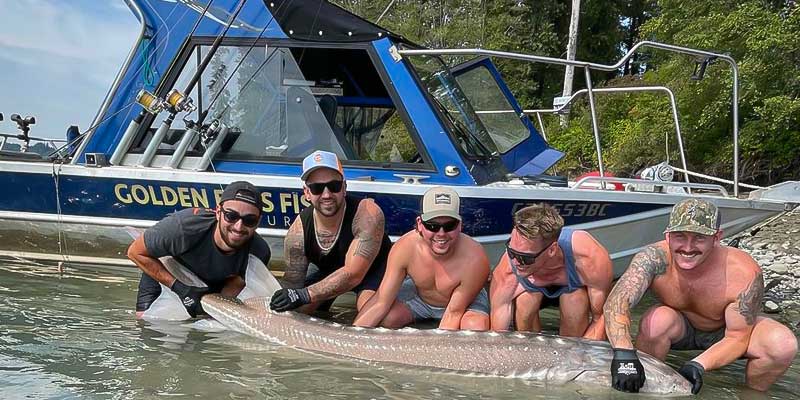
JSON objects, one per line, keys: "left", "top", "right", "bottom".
{"left": 603, "top": 198, "right": 796, "bottom": 394}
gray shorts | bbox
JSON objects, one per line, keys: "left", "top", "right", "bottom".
{"left": 397, "top": 277, "right": 490, "bottom": 321}
{"left": 671, "top": 312, "right": 726, "bottom": 351}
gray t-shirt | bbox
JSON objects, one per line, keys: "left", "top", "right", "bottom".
{"left": 143, "top": 208, "right": 270, "bottom": 288}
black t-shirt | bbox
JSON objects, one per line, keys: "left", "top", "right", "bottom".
{"left": 141, "top": 208, "right": 270, "bottom": 290}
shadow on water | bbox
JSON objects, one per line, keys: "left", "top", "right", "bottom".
{"left": 0, "top": 260, "right": 797, "bottom": 399}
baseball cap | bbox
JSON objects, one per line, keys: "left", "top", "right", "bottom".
{"left": 220, "top": 181, "right": 263, "bottom": 211}
{"left": 664, "top": 198, "right": 720, "bottom": 236}
{"left": 301, "top": 150, "right": 344, "bottom": 181}
{"left": 421, "top": 186, "right": 461, "bottom": 221}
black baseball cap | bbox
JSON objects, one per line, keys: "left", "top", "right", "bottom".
{"left": 220, "top": 181, "right": 263, "bottom": 211}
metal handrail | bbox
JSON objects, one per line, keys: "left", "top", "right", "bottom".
{"left": 524, "top": 86, "right": 690, "bottom": 184}
{"left": 573, "top": 176, "right": 729, "bottom": 197}
{"left": 398, "top": 40, "right": 742, "bottom": 196}
{"left": 0, "top": 133, "right": 67, "bottom": 151}
{"left": 671, "top": 166, "right": 762, "bottom": 190}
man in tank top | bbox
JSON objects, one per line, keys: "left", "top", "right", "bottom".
{"left": 269, "top": 150, "right": 391, "bottom": 314}
{"left": 129, "top": 181, "right": 271, "bottom": 319}
{"left": 489, "top": 203, "right": 613, "bottom": 340}
{"left": 353, "top": 187, "right": 490, "bottom": 331}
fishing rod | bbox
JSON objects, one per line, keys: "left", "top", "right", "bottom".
{"left": 137, "top": 0, "right": 248, "bottom": 116}
{"left": 160, "top": 0, "right": 251, "bottom": 168}
{"left": 116, "top": 0, "right": 250, "bottom": 167}
{"left": 108, "top": 0, "right": 219, "bottom": 165}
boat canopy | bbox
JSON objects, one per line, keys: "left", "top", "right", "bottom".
{"left": 75, "top": 0, "right": 561, "bottom": 182}
{"left": 267, "top": 0, "right": 404, "bottom": 43}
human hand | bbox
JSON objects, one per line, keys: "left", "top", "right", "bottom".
{"left": 270, "top": 287, "right": 311, "bottom": 312}
{"left": 610, "top": 348, "right": 646, "bottom": 393}
{"left": 678, "top": 360, "right": 705, "bottom": 394}
{"left": 170, "top": 280, "right": 209, "bottom": 318}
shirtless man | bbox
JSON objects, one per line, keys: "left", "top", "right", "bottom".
{"left": 604, "top": 198, "right": 797, "bottom": 394}
{"left": 489, "top": 204, "right": 612, "bottom": 340}
{"left": 354, "top": 186, "right": 490, "bottom": 330}
{"left": 269, "top": 150, "right": 392, "bottom": 313}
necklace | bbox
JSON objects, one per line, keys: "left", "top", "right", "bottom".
{"left": 314, "top": 203, "right": 345, "bottom": 253}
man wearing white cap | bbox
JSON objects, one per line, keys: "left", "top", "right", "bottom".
{"left": 354, "top": 186, "right": 490, "bottom": 330}
{"left": 270, "top": 150, "right": 392, "bottom": 313}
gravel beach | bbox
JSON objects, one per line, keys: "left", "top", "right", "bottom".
{"left": 726, "top": 207, "right": 800, "bottom": 333}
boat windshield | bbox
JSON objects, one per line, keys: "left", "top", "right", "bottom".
{"left": 452, "top": 62, "right": 530, "bottom": 153}
{"left": 407, "top": 55, "right": 499, "bottom": 159}
{"left": 408, "top": 55, "right": 530, "bottom": 156}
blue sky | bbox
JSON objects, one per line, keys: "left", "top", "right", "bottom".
{"left": 0, "top": 0, "right": 139, "bottom": 140}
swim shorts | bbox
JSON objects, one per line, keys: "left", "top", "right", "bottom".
{"left": 671, "top": 312, "right": 726, "bottom": 350}
{"left": 397, "top": 277, "right": 490, "bottom": 321}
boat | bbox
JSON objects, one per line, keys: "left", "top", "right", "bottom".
{"left": 0, "top": 0, "right": 797, "bottom": 276}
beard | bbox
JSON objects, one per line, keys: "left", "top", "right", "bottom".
{"left": 218, "top": 222, "right": 252, "bottom": 250}
{"left": 313, "top": 197, "right": 344, "bottom": 217}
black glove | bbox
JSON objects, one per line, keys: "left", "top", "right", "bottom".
{"left": 678, "top": 360, "right": 705, "bottom": 394}
{"left": 610, "top": 348, "right": 646, "bottom": 393}
{"left": 171, "top": 280, "right": 209, "bottom": 318}
{"left": 270, "top": 287, "right": 311, "bottom": 312}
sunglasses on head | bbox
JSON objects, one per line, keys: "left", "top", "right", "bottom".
{"left": 221, "top": 208, "right": 260, "bottom": 228}
{"left": 505, "top": 239, "right": 552, "bottom": 265}
{"left": 306, "top": 180, "right": 343, "bottom": 195}
{"left": 421, "top": 218, "right": 460, "bottom": 233}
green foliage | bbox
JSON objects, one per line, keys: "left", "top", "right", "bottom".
{"left": 331, "top": 0, "right": 798, "bottom": 185}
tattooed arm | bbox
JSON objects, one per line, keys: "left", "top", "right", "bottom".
{"left": 603, "top": 244, "right": 668, "bottom": 349}
{"left": 695, "top": 269, "right": 764, "bottom": 371}
{"left": 281, "top": 217, "right": 309, "bottom": 289}
{"left": 307, "top": 199, "right": 385, "bottom": 302}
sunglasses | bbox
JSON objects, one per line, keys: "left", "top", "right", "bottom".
{"left": 505, "top": 239, "right": 552, "bottom": 265}
{"left": 307, "top": 180, "right": 344, "bottom": 195}
{"left": 421, "top": 218, "right": 460, "bottom": 233}
{"left": 221, "top": 208, "right": 260, "bottom": 228}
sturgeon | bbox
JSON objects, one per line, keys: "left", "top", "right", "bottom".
{"left": 202, "top": 294, "right": 692, "bottom": 395}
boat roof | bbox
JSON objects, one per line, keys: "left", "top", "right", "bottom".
{"left": 267, "top": 0, "right": 407, "bottom": 44}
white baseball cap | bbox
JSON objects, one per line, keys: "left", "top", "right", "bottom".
{"left": 421, "top": 186, "right": 461, "bottom": 221}
{"left": 301, "top": 150, "right": 344, "bottom": 181}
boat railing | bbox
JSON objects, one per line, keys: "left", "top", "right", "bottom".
{"left": 0, "top": 132, "right": 66, "bottom": 153}
{"left": 523, "top": 86, "right": 690, "bottom": 183}
{"left": 397, "top": 40, "right": 743, "bottom": 196}
{"left": 573, "top": 176, "right": 730, "bottom": 197}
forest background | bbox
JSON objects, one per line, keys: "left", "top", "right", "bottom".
{"left": 333, "top": 0, "right": 799, "bottom": 187}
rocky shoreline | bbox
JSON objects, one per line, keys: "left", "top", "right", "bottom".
{"left": 726, "top": 207, "right": 800, "bottom": 333}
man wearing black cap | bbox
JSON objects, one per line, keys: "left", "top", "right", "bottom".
{"left": 129, "top": 181, "right": 271, "bottom": 319}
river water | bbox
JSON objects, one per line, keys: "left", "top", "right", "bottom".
{"left": 1, "top": 260, "right": 798, "bottom": 399}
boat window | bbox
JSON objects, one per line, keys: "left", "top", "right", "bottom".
{"left": 133, "top": 43, "right": 422, "bottom": 165}
{"left": 453, "top": 65, "right": 530, "bottom": 153}
{"left": 406, "top": 55, "right": 499, "bottom": 159}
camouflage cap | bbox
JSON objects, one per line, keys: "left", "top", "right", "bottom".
{"left": 664, "top": 198, "right": 720, "bottom": 236}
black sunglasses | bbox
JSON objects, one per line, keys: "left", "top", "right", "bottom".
{"left": 221, "top": 208, "right": 260, "bottom": 228}
{"left": 421, "top": 218, "right": 460, "bottom": 233}
{"left": 307, "top": 180, "right": 343, "bottom": 195}
{"left": 505, "top": 239, "right": 552, "bottom": 265}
